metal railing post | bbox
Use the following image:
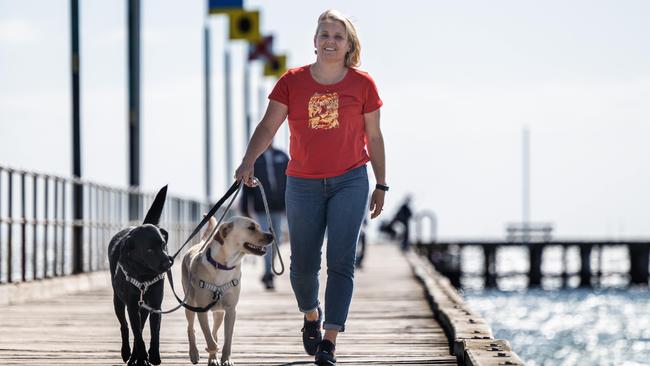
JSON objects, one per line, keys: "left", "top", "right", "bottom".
{"left": 43, "top": 177, "right": 49, "bottom": 278}
{"left": 21, "top": 172, "right": 26, "bottom": 282}
{"left": 53, "top": 179, "right": 59, "bottom": 277}
{"left": 7, "top": 170, "right": 14, "bottom": 282}
{"left": 62, "top": 180, "right": 67, "bottom": 275}
{"left": 32, "top": 174, "right": 38, "bottom": 279}
{"left": 0, "top": 167, "right": 3, "bottom": 283}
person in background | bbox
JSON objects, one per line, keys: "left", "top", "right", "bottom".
{"left": 240, "top": 144, "right": 289, "bottom": 290}
{"left": 392, "top": 196, "right": 413, "bottom": 251}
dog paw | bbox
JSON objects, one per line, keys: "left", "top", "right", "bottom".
{"left": 189, "top": 345, "right": 200, "bottom": 364}
{"left": 121, "top": 345, "right": 132, "bottom": 362}
{"left": 208, "top": 359, "right": 219, "bottom": 366}
{"left": 127, "top": 356, "right": 151, "bottom": 366}
{"left": 148, "top": 350, "right": 161, "bottom": 365}
{"left": 221, "top": 359, "right": 234, "bottom": 366}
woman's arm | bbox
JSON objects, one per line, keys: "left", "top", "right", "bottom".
{"left": 235, "top": 100, "right": 288, "bottom": 185}
{"left": 364, "top": 108, "right": 386, "bottom": 219}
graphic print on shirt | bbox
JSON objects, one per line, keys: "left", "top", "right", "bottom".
{"left": 308, "top": 92, "right": 339, "bottom": 130}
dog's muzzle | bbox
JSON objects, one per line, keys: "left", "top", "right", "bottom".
{"left": 160, "top": 256, "right": 173, "bottom": 271}
{"left": 244, "top": 242, "right": 268, "bottom": 256}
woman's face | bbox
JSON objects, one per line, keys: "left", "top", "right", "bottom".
{"left": 314, "top": 20, "right": 350, "bottom": 64}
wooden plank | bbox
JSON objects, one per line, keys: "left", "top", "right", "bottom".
{"left": 0, "top": 243, "right": 456, "bottom": 365}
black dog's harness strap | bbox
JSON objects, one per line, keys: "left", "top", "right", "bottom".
{"left": 116, "top": 262, "right": 165, "bottom": 307}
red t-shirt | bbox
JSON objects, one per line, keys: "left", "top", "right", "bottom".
{"left": 269, "top": 65, "right": 383, "bottom": 178}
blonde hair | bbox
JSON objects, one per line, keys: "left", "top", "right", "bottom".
{"left": 316, "top": 10, "right": 361, "bottom": 68}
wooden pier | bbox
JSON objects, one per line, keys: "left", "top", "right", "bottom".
{"left": 416, "top": 240, "right": 650, "bottom": 289}
{"left": 0, "top": 244, "right": 459, "bottom": 365}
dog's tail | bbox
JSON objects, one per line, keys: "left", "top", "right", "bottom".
{"left": 201, "top": 216, "right": 217, "bottom": 242}
{"left": 143, "top": 185, "right": 168, "bottom": 225}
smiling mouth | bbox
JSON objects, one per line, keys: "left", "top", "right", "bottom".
{"left": 244, "top": 242, "right": 267, "bottom": 256}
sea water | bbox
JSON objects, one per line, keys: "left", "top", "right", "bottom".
{"left": 460, "top": 246, "right": 650, "bottom": 366}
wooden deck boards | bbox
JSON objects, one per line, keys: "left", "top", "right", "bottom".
{"left": 0, "top": 244, "right": 456, "bottom": 365}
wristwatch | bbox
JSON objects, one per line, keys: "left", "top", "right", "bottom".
{"left": 375, "top": 183, "right": 389, "bottom": 192}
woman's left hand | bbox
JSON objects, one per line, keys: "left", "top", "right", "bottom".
{"left": 369, "top": 189, "right": 385, "bottom": 219}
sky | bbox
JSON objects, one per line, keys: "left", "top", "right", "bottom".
{"left": 1, "top": 0, "right": 649, "bottom": 240}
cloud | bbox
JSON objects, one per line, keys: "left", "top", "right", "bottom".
{"left": 0, "top": 19, "right": 38, "bottom": 44}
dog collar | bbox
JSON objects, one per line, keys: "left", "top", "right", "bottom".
{"left": 206, "top": 248, "right": 236, "bottom": 271}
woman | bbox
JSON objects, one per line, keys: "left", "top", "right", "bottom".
{"left": 235, "top": 9, "right": 387, "bottom": 365}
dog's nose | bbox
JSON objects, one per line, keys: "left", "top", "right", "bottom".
{"left": 265, "top": 233, "right": 274, "bottom": 242}
{"left": 162, "top": 257, "right": 173, "bottom": 270}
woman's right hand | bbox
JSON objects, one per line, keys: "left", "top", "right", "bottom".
{"left": 234, "top": 161, "right": 257, "bottom": 187}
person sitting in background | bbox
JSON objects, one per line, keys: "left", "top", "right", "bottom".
{"left": 393, "top": 196, "right": 413, "bottom": 251}
{"left": 240, "top": 144, "right": 289, "bottom": 290}
{"left": 378, "top": 196, "right": 413, "bottom": 250}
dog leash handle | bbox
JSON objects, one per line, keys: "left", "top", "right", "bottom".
{"left": 251, "top": 177, "right": 285, "bottom": 276}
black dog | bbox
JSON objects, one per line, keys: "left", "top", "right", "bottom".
{"left": 108, "top": 186, "right": 173, "bottom": 366}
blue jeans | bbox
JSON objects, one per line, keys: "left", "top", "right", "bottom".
{"left": 255, "top": 211, "right": 284, "bottom": 277}
{"left": 285, "top": 165, "right": 369, "bottom": 331}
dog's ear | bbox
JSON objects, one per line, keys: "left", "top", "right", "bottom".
{"left": 143, "top": 185, "right": 168, "bottom": 225}
{"left": 214, "top": 222, "right": 233, "bottom": 245}
{"left": 120, "top": 234, "right": 135, "bottom": 256}
{"left": 202, "top": 216, "right": 217, "bottom": 241}
{"left": 159, "top": 228, "right": 169, "bottom": 243}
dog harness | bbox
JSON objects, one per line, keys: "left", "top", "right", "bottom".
{"left": 115, "top": 262, "right": 166, "bottom": 306}
{"left": 199, "top": 277, "right": 240, "bottom": 302}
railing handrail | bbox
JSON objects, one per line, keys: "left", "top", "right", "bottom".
{"left": 0, "top": 164, "right": 212, "bottom": 284}
{"left": 0, "top": 164, "right": 208, "bottom": 203}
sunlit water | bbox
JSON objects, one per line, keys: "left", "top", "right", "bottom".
{"left": 459, "top": 246, "right": 650, "bottom": 366}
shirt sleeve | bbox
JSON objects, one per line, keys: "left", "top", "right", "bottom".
{"left": 362, "top": 74, "right": 383, "bottom": 113}
{"left": 268, "top": 72, "right": 290, "bottom": 106}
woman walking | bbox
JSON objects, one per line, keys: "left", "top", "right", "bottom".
{"left": 235, "top": 9, "right": 387, "bottom": 365}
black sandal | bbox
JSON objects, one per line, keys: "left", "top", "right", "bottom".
{"left": 314, "top": 339, "right": 336, "bottom": 365}
{"left": 301, "top": 306, "right": 323, "bottom": 356}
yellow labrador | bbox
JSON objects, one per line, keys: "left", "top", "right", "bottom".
{"left": 182, "top": 216, "right": 273, "bottom": 366}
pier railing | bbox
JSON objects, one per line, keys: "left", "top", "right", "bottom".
{"left": 0, "top": 165, "right": 208, "bottom": 284}
{"left": 410, "top": 211, "right": 650, "bottom": 288}
{"left": 414, "top": 239, "right": 650, "bottom": 289}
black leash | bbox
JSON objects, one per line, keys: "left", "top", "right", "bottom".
{"left": 171, "top": 180, "right": 242, "bottom": 260}
{"left": 166, "top": 270, "right": 224, "bottom": 313}
{"left": 141, "top": 180, "right": 242, "bottom": 314}
{"left": 141, "top": 178, "right": 286, "bottom": 314}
